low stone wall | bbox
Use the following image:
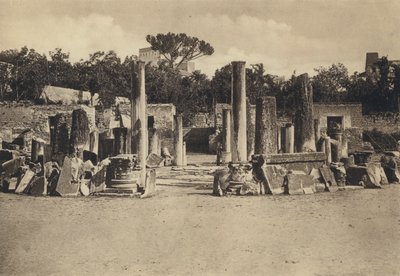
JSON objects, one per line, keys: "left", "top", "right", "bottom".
{"left": 252, "top": 152, "right": 326, "bottom": 174}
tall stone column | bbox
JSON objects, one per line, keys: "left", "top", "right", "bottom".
{"left": 285, "top": 123, "right": 294, "bottom": 153}
{"left": 294, "top": 73, "right": 316, "bottom": 152}
{"left": 131, "top": 61, "right": 148, "bottom": 171}
{"left": 231, "top": 61, "right": 247, "bottom": 162}
{"left": 246, "top": 99, "right": 255, "bottom": 160}
{"left": 174, "top": 115, "right": 183, "bottom": 166}
{"left": 221, "top": 108, "right": 232, "bottom": 163}
{"left": 254, "top": 96, "right": 278, "bottom": 154}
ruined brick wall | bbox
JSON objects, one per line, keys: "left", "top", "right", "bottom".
{"left": 0, "top": 102, "right": 92, "bottom": 142}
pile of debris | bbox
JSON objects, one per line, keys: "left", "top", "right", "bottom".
{"left": 0, "top": 149, "right": 156, "bottom": 198}
{"left": 213, "top": 151, "right": 399, "bottom": 197}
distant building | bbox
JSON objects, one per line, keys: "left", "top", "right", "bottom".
{"left": 138, "top": 47, "right": 195, "bottom": 75}
{"left": 139, "top": 47, "right": 161, "bottom": 67}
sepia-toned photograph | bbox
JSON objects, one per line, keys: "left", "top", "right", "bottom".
{"left": 0, "top": 0, "right": 400, "bottom": 275}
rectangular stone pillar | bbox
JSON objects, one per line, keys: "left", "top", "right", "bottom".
{"left": 285, "top": 123, "right": 294, "bottom": 153}
{"left": 231, "top": 61, "right": 247, "bottom": 162}
{"left": 254, "top": 96, "right": 278, "bottom": 154}
{"left": 149, "top": 128, "right": 160, "bottom": 155}
{"left": 222, "top": 108, "right": 232, "bottom": 163}
{"left": 132, "top": 61, "right": 148, "bottom": 171}
{"left": 174, "top": 115, "right": 183, "bottom": 166}
{"left": 294, "top": 73, "right": 316, "bottom": 152}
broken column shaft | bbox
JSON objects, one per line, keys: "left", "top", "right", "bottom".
{"left": 222, "top": 108, "right": 232, "bottom": 163}
{"left": 254, "top": 96, "right": 278, "bottom": 154}
{"left": 131, "top": 61, "right": 148, "bottom": 170}
{"left": 231, "top": 61, "right": 247, "bottom": 162}
{"left": 113, "top": 127, "right": 128, "bottom": 155}
{"left": 174, "top": 115, "right": 183, "bottom": 166}
{"left": 294, "top": 73, "right": 316, "bottom": 152}
{"left": 69, "top": 109, "right": 90, "bottom": 157}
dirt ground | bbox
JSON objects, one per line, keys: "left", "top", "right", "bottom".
{"left": 1, "top": 158, "right": 400, "bottom": 276}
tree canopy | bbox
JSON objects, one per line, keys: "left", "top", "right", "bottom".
{"left": 146, "top": 32, "right": 214, "bottom": 68}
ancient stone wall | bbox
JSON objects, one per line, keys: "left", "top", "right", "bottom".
{"left": 313, "top": 103, "right": 364, "bottom": 129}
{"left": 0, "top": 102, "right": 90, "bottom": 142}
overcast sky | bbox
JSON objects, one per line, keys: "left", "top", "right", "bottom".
{"left": 1, "top": 0, "right": 399, "bottom": 77}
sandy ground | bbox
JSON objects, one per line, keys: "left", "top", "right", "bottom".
{"left": 1, "top": 157, "right": 400, "bottom": 276}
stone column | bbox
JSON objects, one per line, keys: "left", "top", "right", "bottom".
{"left": 69, "top": 109, "right": 90, "bottom": 157}
{"left": 50, "top": 113, "right": 69, "bottom": 157}
{"left": 314, "top": 119, "right": 320, "bottom": 146}
{"left": 284, "top": 123, "right": 295, "bottom": 153}
{"left": 174, "top": 115, "right": 183, "bottom": 166}
{"left": 132, "top": 61, "right": 148, "bottom": 170}
{"left": 324, "top": 136, "right": 332, "bottom": 164}
{"left": 277, "top": 127, "right": 282, "bottom": 153}
{"left": 113, "top": 127, "right": 127, "bottom": 155}
{"left": 221, "top": 108, "right": 232, "bottom": 163}
{"left": 254, "top": 96, "right": 278, "bottom": 154}
{"left": 294, "top": 73, "right": 316, "bottom": 152}
{"left": 231, "top": 61, "right": 247, "bottom": 162}
{"left": 182, "top": 141, "right": 187, "bottom": 166}
{"left": 246, "top": 99, "right": 255, "bottom": 160}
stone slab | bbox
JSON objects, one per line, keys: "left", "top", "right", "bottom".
{"left": 319, "top": 165, "right": 337, "bottom": 187}
{"left": 90, "top": 166, "right": 107, "bottom": 194}
{"left": 55, "top": 156, "right": 80, "bottom": 196}
{"left": 146, "top": 153, "right": 164, "bottom": 168}
{"left": 285, "top": 174, "right": 314, "bottom": 195}
{"left": 8, "top": 177, "right": 18, "bottom": 191}
{"left": 30, "top": 176, "right": 45, "bottom": 196}
{"left": 262, "top": 165, "right": 285, "bottom": 195}
{"left": 15, "top": 170, "right": 35, "bottom": 194}
{"left": 141, "top": 169, "right": 156, "bottom": 198}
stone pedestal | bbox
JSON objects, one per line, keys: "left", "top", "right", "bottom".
{"left": 231, "top": 61, "right": 247, "bottom": 162}
{"left": 254, "top": 96, "right": 277, "bottom": 154}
